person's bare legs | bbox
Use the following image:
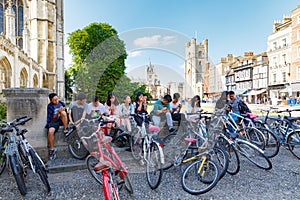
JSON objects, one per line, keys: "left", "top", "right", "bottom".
{"left": 48, "top": 127, "right": 55, "bottom": 150}
{"left": 60, "top": 111, "right": 68, "bottom": 130}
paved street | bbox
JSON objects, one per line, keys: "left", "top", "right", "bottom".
{"left": 0, "top": 146, "right": 299, "bottom": 200}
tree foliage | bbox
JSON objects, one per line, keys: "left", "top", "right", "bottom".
{"left": 66, "top": 22, "right": 147, "bottom": 102}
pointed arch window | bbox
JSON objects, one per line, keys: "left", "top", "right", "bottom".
{"left": 20, "top": 67, "right": 28, "bottom": 88}
{"left": 0, "top": 0, "right": 24, "bottom": 48}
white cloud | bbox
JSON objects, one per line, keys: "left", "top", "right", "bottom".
{"left": 127, "top": 51, "right": 142, "bottom": 58}
{"left": 133, "top": 35, "right": 177, "bottom": 47}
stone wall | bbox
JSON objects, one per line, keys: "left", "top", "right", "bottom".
{"left": 3, "top": 88, "right": 49, "bottom": 148}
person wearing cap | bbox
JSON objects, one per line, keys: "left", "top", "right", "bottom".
{"left": 133, "top": 91, "right": 149, "bottom": 126}
{"left": 68, "top": 92, "right": 88, "bottom": 126}
{"left": 152, "top": 94, "right": 175, "bottom": 132}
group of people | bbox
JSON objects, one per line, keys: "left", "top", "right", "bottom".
{"left": 45, "top": 91, "right": 204, "bottom": 160}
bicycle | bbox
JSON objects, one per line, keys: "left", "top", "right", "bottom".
{"left": 257, "top": 108, "right": 300, "bottom": 159}
{"left": 0, "top": 116, "right": 30, "bottom": 195}
{"left": 215, "top": 108, "right": 272, "bottom": 171}
{"left": 129, "top": 113, "right": 165, "bottom": 190}
{"left": 181, "top": 148, "right": 220, "bottom": 195}
{"left": 162, "top": 112, "right": 229, "bottom": 180}
{"left": 16, "top": 117, "right": 51, "bottom": 193}
{"left": 77, "top": 117, "right": 133, "bottom": 200}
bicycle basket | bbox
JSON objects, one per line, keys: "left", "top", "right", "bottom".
{"left": 76, "top": 119, "right": 100, "bottom": 152}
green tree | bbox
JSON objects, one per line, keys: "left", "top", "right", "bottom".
{"left": 66, "top": 22, "right": 129, "bottom": 102}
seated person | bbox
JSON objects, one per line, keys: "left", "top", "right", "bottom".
{"left": 132, "top": 92, "right": 149, "bottom": 127}
{"left": 170, "top": 93, "right": 186, "bottom": 126}
{"left": 68, "top": 92, "right": 88, "bottom": 126}
{"left": 86, "top": 96, "right": 105, "bottom": 119}
{"left": 45, "top": 93, "right": 69, "bottom": 160}
{"left": 119, "top": 95, "right": 134, "bottom": 132}
{"left": 187, "top": 95, "right": 203, "bottom": 122}
{"left": 152, "top": 94, "right": 175, "bottom": 132}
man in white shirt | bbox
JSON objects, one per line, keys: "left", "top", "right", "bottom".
{"left": 86, "top": 96, "right": 106, "bottom": 118}
{"left": 170, "top": 93, "right": 185, "bottom": 125}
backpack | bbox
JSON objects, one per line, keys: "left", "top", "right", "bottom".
{"left": 238, "top": 101, "right": 251, "bottom": 114}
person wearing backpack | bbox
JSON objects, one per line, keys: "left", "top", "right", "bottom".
{"left": 226, "top": 91, "right": 250, "bottom": 140}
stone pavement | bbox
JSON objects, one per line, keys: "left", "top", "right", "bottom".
{"left": 0, "top": 144, "right": 299, "bottom": 199}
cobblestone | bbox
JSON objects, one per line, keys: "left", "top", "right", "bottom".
{"left": 0, "top": 146, "right": 299, "bottom": 200}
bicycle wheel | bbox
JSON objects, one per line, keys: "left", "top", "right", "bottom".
{"left": 181, "top": 158, "right": 219, "bottom": 195}
{"left": 161, "top": 132, "right": 176, "bottom": 170}
{"left": 162, "top": 132, "right": 188, "bottom": 170}
{"left": 29, "top": 149, "right": 51, "bottom": 193}
{"left": 146, "top": 142, "right": 163, "bottom": 190}
{"left": 130, "top": 128, "right": 142, "bottom": 160}
{"left": 244, "top": 127, "right": 265, "bottom": 150}
{"left": 287, "top": 131, "right": 300, "bottom": 159}
{"left": 256, "top": 125, "right": 280, "bottom": 158}
{"left": 212, "top": 146, "right": 229, "bottom": 179}
{"left": 118, "top": 172, "right": 133, "bottom": 194}
{"left": 86, "top": 155, "right": 103, "bottom": 185}
{"left": 113, "top": 132, "right": 130, "bottom": 148}
{"left": 68, "top": 132, "right": 89, "bottom": 160}
{"left": 0, "top": 136, "right": 7, "bottom": 175}
{"left": 217, "top": 136, "right": 240, "bottom": 175}
{"left": 236, "top": 139, "right": 272, "bottom": 170}
{"left": 103, "top": 170, "right": 119, "bottom": 200}
{"left": 9, "top": 154, "right": 27, "bottom": 195}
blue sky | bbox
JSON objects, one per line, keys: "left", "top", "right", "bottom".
{"left": 64, "top": 0, "right": 299, "bottom": 82}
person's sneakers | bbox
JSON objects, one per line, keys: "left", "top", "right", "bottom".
{"left": 48, "top": 148, "right": 57, "bottom": 160}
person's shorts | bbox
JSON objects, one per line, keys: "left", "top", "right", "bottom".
{"left": 48, "top": 119, "right": 63, "bottom": 133}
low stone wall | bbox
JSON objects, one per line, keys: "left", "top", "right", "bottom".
{"left": 3, "top": 88, "right": 70, "bottom": 160}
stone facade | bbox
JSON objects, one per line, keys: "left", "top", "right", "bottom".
{"left": 267, "top": 15, "right": 292, "bottom": 99}
{"left": 0, "top": 0, "right": 65, "bottom": 99}
{"left": 184, "top": 38, "right": 208, "bottom": 99}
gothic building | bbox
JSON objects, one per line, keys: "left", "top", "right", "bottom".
{"left": 184, "top": 38, "right": 209, "bottom": 99}
{"left": 0, "top": 0, "right": 65, "bottom": 98}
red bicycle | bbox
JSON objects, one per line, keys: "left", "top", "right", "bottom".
{"left": 77, "top": 117, "right": 133, "bottom": 200}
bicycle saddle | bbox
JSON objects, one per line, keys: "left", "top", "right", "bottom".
{"left": 148, "top": 125, "right": 160, "bottom": 132}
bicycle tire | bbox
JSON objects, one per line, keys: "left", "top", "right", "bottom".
{"left": 212, "top": 146, "right": 229, "bottom": 179}
{"left": 245, "top": 127, "right": 266, "bottom": 150}
{"left": 9, "top": 154, "right": 27, "bottom": 195}
{"left": 254, "top": 122, "right": 280, "bottom": 158}
{"left": 113, "top": 132, "right": 130, "bottom": 148}
{"left": 86, "top": 155, "right": 103, "bottom": 185}
{"left": 181, "top": 158, "right": 220, "bottom": 195}
{"left": 217, "top": 136, "right": 240, "bottom": 175}
{"left": 161, "top": 132, "right": 177, "bottom": 170}
{"left": 287, "top": 131, "right": 300, "bottom": 159}
{"left": 68, "top": 132, "right": 89, "bottom": 160}
{"left": 162, "top": 132, "right": 189, "bottom": 170}
{"left": 146, "top": 142, "right": 163, "bottom": 190}
{"left": 236, "top": 139, "right": 272, "bottom": 170}
{"left": 130, "top": 128, "right": 142, "bottom": 160}
{"left": 29, "top": 149, "right": 51, "bottom": 193}
{"left": 119, "top": 172, "right": 134, "bottom": 194}
{"left": 0, "top": 136, "right": 7, "bottom": 175}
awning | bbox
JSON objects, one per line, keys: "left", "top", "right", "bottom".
{"left": 279, "top": 83, "right": 300, "bottom": 93}
{"left": 235, "top": 90, "right": 248, "bottom": 95}
{"left": 247, "top": 89, "right": 267, "bottom": 96}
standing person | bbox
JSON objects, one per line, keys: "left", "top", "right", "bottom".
{"left": 45, "top": 93, "right": 69, "bottom": 160}
{"left": 104, "top": 92, "right": 120, "bottom": 116}
{"left": 86, "top": 96, "right": 105, "bottom": 119}
{"left": 119, "top": 95, "right": 134, "bottom": 132}
{"left": 68, "top": 92, "right": 88, "bottom": 125}
{"left": 188, "top": 95, "right": 203, "bottom": 113}
{"left": 152, "top": 94, "right": 174, "bottom": 132}
{"left": 133, "top": 91, "right": 149, "bottom": 126}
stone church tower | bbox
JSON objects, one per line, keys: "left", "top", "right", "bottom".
{"left": 184, "top": 38, "right": 208, "bottom": 99}
{"left": 0, "top": 0, "right": 65, "bottom": 99}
